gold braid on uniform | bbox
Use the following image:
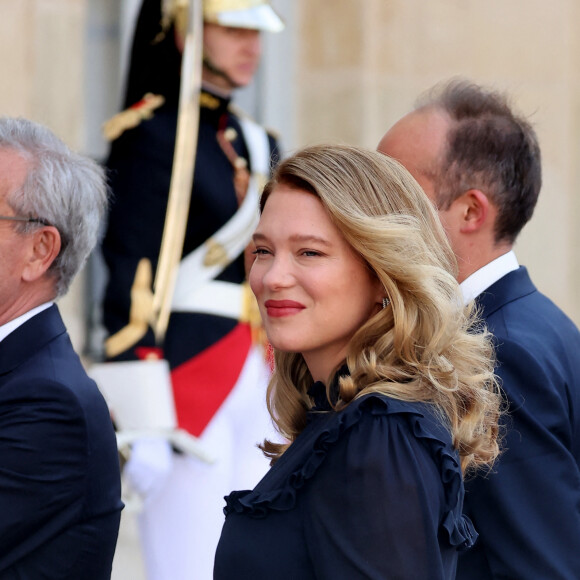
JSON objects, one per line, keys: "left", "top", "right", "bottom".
{"left": 216, "top": 114, "right": 270, "bottom": 350}
{"left": 216, "top": 117, "right": 250, "bottom": 205}
{"left": 105, "top": 258, "right": 156, "bottom": 358}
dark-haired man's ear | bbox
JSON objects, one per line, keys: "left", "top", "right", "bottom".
{"left": 22, "top": 226, "right": 61, "bottom": 283}
{"left": 458, "top": 189, "right": 489, "bottom": 234}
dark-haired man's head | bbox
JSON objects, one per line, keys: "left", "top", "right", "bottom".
{"left": 378, "top": 79, "right": 541, "bottom": 282}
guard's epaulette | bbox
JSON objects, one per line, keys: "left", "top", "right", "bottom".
{"left": 102, "top": 93, "right": 165, "bottom": 141}
{"left": 228, "top": 102, "right": 279, "bottom": 141}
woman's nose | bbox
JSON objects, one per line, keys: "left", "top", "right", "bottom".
{"left": 261, "top": 255, "right": 293, "bottom": 290}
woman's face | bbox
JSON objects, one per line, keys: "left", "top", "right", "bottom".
{"left": 250, "top": 185, "right": 383, "bottom": 382}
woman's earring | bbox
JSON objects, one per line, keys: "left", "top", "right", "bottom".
{"left": 382, "top": 297, "right": 390, "bottom": 309}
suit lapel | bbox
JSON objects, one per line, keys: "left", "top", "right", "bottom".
{"left": 476, "top": 266, "right": 537, "bottom": 319}
{"left": 0, "top": 305, "right": 67, "bottom": 375}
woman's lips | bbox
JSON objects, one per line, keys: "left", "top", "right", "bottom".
{"left": 264, "top": 300, "right": 305, "bottom": 317}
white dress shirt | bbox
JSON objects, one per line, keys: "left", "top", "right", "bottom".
{"left": 0, "top": 302, "right": 53, "bottom": 343}
{"left": 460, "top": 251, "right": 519, "bottom": 305}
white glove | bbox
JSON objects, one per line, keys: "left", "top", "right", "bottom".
{"left": 124, "top": 438, "right": 173, "bottom": 500}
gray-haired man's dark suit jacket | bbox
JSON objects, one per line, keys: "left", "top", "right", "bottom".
{"left": 0, "top": 305, "right": 123, "bottom": 579}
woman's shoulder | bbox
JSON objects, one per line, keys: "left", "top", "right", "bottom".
{"left": 350, "top": 392, "right": 454, "bottom": 448}
{"left": 224, "top": 392, "right": 462, "bottom": 515}
{"left": 224, "top": 391, "right": 475, "bottom": 550}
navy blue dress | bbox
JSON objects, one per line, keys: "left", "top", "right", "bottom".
{"left": 214, "top": 376, "right": 476, "bottom": 579}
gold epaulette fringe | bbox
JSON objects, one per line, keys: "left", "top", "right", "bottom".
{"left": 102, "top": 93, "right": 165, "bottom": 141}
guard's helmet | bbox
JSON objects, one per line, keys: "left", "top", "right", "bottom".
{"left": 165, "top": 0, "right": 284, "bottom": 40}
{"left": 124, "top": 0, "right": 283, "bottom": 108}
{"left": 204, "top": 0, "right": 284, "bottom": 32}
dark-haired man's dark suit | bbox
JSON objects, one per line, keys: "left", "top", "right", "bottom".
{"left": 0, "top": 305, "right": 123, "bottom": 579}
{"left": 457, "top": 266, "right": 580, "bottom": 579}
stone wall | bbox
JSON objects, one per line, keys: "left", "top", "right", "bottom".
{"left": 0, "top": 0, "right": 88, "bottom": 348}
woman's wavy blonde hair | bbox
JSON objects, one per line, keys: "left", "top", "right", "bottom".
{"left": 259, "top": 144, "right": 501, "bottom": 474}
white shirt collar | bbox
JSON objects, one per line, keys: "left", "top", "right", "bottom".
{"left": 0, "top": 302, "right": 54, "bottom": 343}
{"left": 460, "top": 251, "right": 519, "bottom": 304}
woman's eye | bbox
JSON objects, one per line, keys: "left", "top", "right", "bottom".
{"left": 302, "top": 250, "right": 321, "bottom": 257}
{"left": 252, "top": 248, "right": 270, "bottom": 256}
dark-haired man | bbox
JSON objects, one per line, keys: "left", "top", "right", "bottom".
{"left": 378, "top": 80, "right": 580, "bottom": 579}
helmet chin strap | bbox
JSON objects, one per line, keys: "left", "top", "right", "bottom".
{"left": 202, "top": 55, "right": 241, "bottom": 91}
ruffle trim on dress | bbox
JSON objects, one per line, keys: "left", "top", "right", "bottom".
{"left": 223, "top": 393, "right": 477, "bottom": 551}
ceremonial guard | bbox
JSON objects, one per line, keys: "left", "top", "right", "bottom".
{"left": 98, "top": 1, "right": 284, "bottom": 578}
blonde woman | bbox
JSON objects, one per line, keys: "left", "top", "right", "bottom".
{"left": 214, "top": 144, "right": 501, "bottom": 579}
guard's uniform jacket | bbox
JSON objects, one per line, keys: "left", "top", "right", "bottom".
{"left": 98, "top": 2, "right": 284, "bottom": 578}
{"left": 102, "top": 87, "right": 279, "bottom": 436}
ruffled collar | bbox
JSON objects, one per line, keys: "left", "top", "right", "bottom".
{"left": 223, "top": 391, "right": 477, "bottom": 551}
{"left": 306, "top": 364, "right": 348, "bottom": 412}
